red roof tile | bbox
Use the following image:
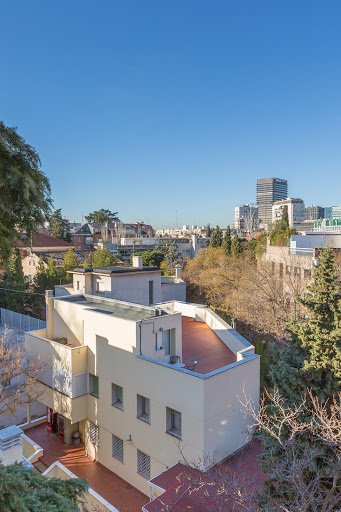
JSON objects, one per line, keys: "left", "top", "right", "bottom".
{"left": 16, "top": 232, "right": 72, "bottom": 249}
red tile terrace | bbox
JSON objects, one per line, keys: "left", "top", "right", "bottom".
{"left": 26, "top": 423, "right": 148, "bottom": 512}
{"left": 181, "top": 316, "right": 236, "bottom": 374}
{"left": 143, "top": 441, "right": 264, "bottom": 512}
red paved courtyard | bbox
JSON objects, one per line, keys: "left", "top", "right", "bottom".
{"left": 182, "top": 316, "right": 236, "bottom": 374}
{"left": 26, "top": 423, "right": 149, "bottom": 512}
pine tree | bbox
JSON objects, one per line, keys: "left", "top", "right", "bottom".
{"left": 48, "top": 209, "right": 69, "bottom": 241}
{"left": 0, "top": 462, "right": 88, "bottom": 512}
{"left": 210, "top": 226, "right": 223, "bottom": 248}
{"left": 165, "top": 242, "right": 181, "bottom": 271}
{"left": 1, "top": 250, "right": 26, "bottom": 312}
{"left": 282, "top": 204, "right": 289, "bottom": 227}
{"left": 270, "top": 246, "right": 341, "bottom": 403}
{"left": 221, "top": 226, "right": 231, "bottom": 254}
{"left": 230, "top": 236, "right": 242, "bottom": 256}
{"left": 205, "top": 224, "right": 211, "bottom": 238}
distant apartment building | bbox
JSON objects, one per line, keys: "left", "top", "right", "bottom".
{"left": 234, "top": 204, "right": 258, "bottom": 232}
{"left": 25, "top": 258, "right": 259, "bottom": 497}
{"left": 272, "top": 198, "right": 305, "bottom": 228}
{"left": 256, "top": 177, "right": 288, "bottom": 226}
{"left": 305, "top": 205, "right": 324, "bottom": 221}
{"left": 324, "top": 206, "right": 341, "bottom": 220}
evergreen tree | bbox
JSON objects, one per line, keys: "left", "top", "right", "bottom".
{"left": 210, "top": 226, "right": 223, "bottom": 248}
{"left": 85, "top": 209, "right": 118, "bottom": 223}
{"left": 33, "top": 257, "right": 60, "bottom": 294}
{"left": 165, "top": 242, "right": 181, "bottom": 271}
{"left": 61, "top": 248, "right": 79, "bottom": 275}
{"left": 221, "top": 226, "right": 231, "bottom": 254}
{"left": 230, "top": 236, "right": 242, "bottom": 256}
{"left": 0, "top": 462, "right": 88, "bottom": 512}
{"left": 270, "top": 246, "right": 341, "bottom": 403}
{"left": 205, "top": 224, "right": 211, "bottom": 238}
{"left": 1, "top": 249, "right": 26, "bottom": 312}
{"left": 282, "top": 204, "right": 289, "bottom": 228}
{"left": 48, "top": 209, "right": 70, "bottom": 241}
{"left": 93, "top": 247, "right": 115, "bottom": 267}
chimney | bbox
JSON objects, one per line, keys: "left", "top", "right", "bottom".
{"left": 132, "top": 255, "right": 143, "bottom": 269}
{"left": 45, "top": 290, "right": 54, "bottom": 339}
{"left": 0, "top": 425, "right": 23, "bottom": 465}
{"left": 175, "top": 264, "right": 182, "bottom": 280}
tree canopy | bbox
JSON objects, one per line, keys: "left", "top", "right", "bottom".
{"left": 0, "top": 122, "right": 52, "bottom": 261}
{"left": 85, "top": 209, "right": 118, "bottom": 224}
{"left": 210, "top": 226, "right": 223, "bottom": 248}
{"left": 165, "top": 242, "right": 181, "bottom": 271}
{"left": 0, "top": 462, "right": 88, "bottom": 512}
{"left": 48, "top": 209, "right": 71, "bottom": 242}
{"left": 84, "top": 246, "right": 116, "bottom": 268}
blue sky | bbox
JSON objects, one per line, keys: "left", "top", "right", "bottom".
{"left": 2, "top": 1, "right": 341, "bottom": 228}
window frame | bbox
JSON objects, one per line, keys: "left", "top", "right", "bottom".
{"left": 88, "top": 421, "right": 99, "bottom": 447}
{"left": 89, "top": 373, "right": 99, "bottom": 398}
{"left": 137, "top": 449, "right": 151, "bottom": 479}
{"left": 137, "top": 394, "right": 150, "bottom": 424}
{"left": 166, "top": 407, "right": 182, "bottom": 439}
{"left": 112, "top": 434, "right": 124, "bottom": 463}
{"left": 112, "top": 383, "right": 123, "bottom": 410}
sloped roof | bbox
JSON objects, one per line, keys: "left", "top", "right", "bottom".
{"left": 17, "top": 233, "right": 72, "bottom": 249}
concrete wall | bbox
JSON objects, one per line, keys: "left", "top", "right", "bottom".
{"left": 161, "top": 282, "right": 186, "bottom": 302}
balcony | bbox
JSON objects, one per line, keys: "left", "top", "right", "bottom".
{"left": 25, "top": 330, "right": 88, "bottom": 422}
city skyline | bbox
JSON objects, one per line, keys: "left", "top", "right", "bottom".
{"left": 2, "top": 1, "right": 341, "bottom": 228}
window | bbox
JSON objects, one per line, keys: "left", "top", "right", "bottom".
{"left": 89, "top": 374, "right": 99, "bottom": 397}
{"left": 286, "top": 265, "right": 291, "bottom": 274}
{"left": 166, "top": 407, "right": 182, "bottom": 438}
{"left": 304, "top": 269, "right": 311, "bottom": 279}
{"left": 32, "top": 260, "right": 35, "bottom": 266}
{"left": 78, "top": 237, "right": 81, "bottom": 242}
{"left": 279, "top": 263, "right": 283, "bottom": 276}
{"left": 28, "top": 274, "right": 33, "bottom": 284}
{"left": 29, "top": 260, "right": 31, "bottom": 266}
{"left": 88, "top": 421, "right": 99, "bottom": 447}
{"left": 137, "top": 449, "right": 150, "bottom": 479}
{"left": 96, "top": 281, "right": 105, "bottom": 294}
{"left": 162, "top": 330, "right": 171, "bottom": 356}
{"left": 76, "top": 281, "right": 82, "bottom": 291}
{"left": 137, "top": 395, "right": 150, "bottom": 423}
{"left": 149, "top": 280, "right": 154, "bottom": 304}
{"left": 271, "top": 262, "right": 275, "bottom": 272}
{"left": 112, "top": 435, "right": 124, "bottom": 462}
{"left": 294, "top": 267, "right": 301, "bottom": 276}
{"left": 112, "top": 384, "right": 123, "bottom": 409}
{"left": 78, "top": 246, "right": 82, "bottom": 250}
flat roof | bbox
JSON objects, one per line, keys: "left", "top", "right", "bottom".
{"left": 70, "top": 265, "right": 160, "bottom": 275}
{"left": 182, "top": 316, "right": 236, "bottom": 373}
{"left": 55, "top": 295, "right": 166, "bottom": 321}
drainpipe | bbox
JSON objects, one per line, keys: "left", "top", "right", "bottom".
{"left": 139, "top": 320, "right": 143, "bottom": 355}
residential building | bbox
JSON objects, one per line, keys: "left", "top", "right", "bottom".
{"left": 25, "top": 264, "right": 260, "bottom": 497}
{"left": 256, "top": 177, "right": 288, "bottom": 226}
{"left": 234, "top": 204, "right": 258, "bottom": 233}
{"left": 324, "top": 206, "right": 341, "bottom": 220}
{"left": 305, "top": 205, "right": 324, "bottom": 221}
{"left": 272, "top": 198, "right": 305, "bottom": 228}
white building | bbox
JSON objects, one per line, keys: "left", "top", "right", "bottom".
{"left": 24, "top": 263, "right": 260, "bottom": 497}
{"left": 324, "top": 206, "right": 341, "bottom": 220}
{"left": 234, "top": 204, "right": 258, "bottom": 232}
{"left": 272, "top": 198, "right": 305, "bottom": 228}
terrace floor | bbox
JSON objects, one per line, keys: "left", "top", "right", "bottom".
{"left": 182, "top": 317, "right": 236, "bottom": 374}
{"left": 26, "top": 423, "right": 148, "bottom": 512}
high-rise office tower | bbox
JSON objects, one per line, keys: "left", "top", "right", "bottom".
{"left": 256, "top": 177, "right": 288, "bottom": 226}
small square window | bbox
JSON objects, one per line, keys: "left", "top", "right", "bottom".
{"left": 76, "top": 281, "right": 82, "bottom": 291}
{"left": 137, "top": 449, "right": 150, "bottom": 479}
{"left": 112, "top": 384, "right": 123, "bottom": 409}
{"left": 112, "top": 435, "right": 124, "bottom": 462}
{"left": 166, "top": 407, "right": 182, "bottom": 438}
{"left": 96, "top": 281, "right": 105, "bottom": 293}
{"left": 137, "top": 395, "right": 150, "bottom": 423}
{"left": 89, "top": 374, "right": 99, "bottom": 397}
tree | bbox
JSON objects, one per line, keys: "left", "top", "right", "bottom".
{"left": 85, "top": 209, "right": 118, "bottom": 224}
{"left": 240, "top": 389, "right": 341, "bottom": 512}
{"left": 210, "top": 226, "right": 223, "bottom": 248}
{"left": 130, "top": 250, "right": 164, "bottom": 267}
{"left": 0, "top": 122, "right": 52, "bottom": 261}
{"left": 270, "top": 246, "right": 341, "bottom": 403}
{"left": 221, "top": 226, "right": 231, "bottom": 254}
{"left": 282, "top": 204, "right": 289, "bottom": 228}
{"left": 84, "top": 247, "right": 115, "bottom": 268}
{"left": 0, "top": 328, "right": 46, "bottom": 420}
{"left": 231, "top": 235, "right": 242, "bottom": 256}
{"left": 165, "top": 243, "right": 181, "bottom": 271}
{"left": 48, "top": 209, "right": 70, "bottom": 241}
{"left": 32, "top": 257, "right": 60, "bottom": 294}
{"left": 61, "top": 248, "right": 79, "bottom": 275}
{"left": 1, "top": 249, "right": 26, "bottom": 312}
{"left": 0, "top": 462, "right": 88, "bottom": 512}
{"left": 205, "top": 224, "right": 211, "bottom": 238}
